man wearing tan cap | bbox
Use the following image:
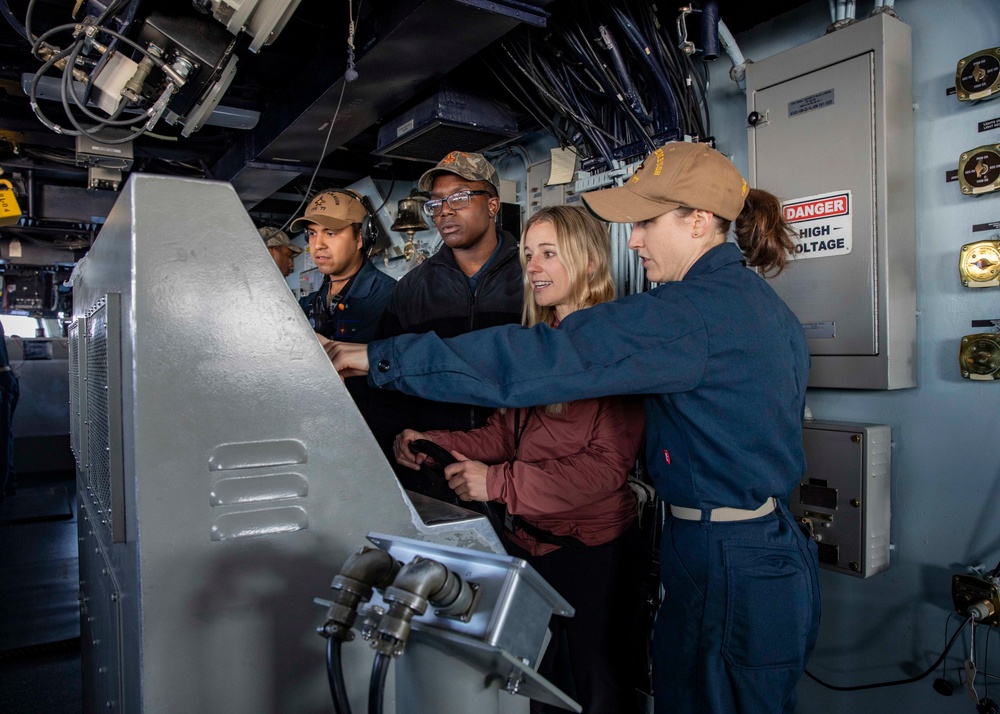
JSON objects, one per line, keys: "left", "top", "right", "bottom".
{"left": 259, "top": 226, "right": 302, "bottom": 278}
{"left": 290, "top": 189, "right": 395, "bottom": 345}
{"left": 373, "top": 151, "right": 523, "bottom": 502}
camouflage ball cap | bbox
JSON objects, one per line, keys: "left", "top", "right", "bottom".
{"left": 259, "top": 226, "right": 302, "bottom": 255}
{"left": 581, "top": 142, "right": 749, "bottom": 223}
{"left": 418, "top": 151, "right": 500, "bottom": 193}
{"left": 289, "top": 190, "right": 368, "bottom": 232}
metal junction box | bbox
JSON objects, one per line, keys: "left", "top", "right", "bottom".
{"left": 747, "top": 13, "right": 916, "bottom": 389}
{"left": 790, "top": 420, "right": 891, "bottom": 578}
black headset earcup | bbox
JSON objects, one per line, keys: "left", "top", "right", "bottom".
{"left": 362, "top": 214, "right": 379, "bottom": 253}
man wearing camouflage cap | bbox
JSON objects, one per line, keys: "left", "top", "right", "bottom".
{"left": 374, "top": 151, "right": 523, "bottom": 503}
{"left": 259, "top": 226, "right": 302, "bottom": 278}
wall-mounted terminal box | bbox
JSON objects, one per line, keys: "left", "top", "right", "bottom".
{"left": 747, "top": 13, "right": 916, "bottom": 389}
{"left": 790, "top": 420, "right": 891, "bottom": 578}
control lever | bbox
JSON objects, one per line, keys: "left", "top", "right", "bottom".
{"left": 409, "top": 439, "right": 457, "bottom": 467}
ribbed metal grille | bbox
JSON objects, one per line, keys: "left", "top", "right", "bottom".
{"left": 86, "top": 303, "right": 112, "bottom": 527}
{"left": 377, "top": 124, "right": 516, "bottom": 162}
{"left": 68, "top": 320, "right": 80, "bottom": 459}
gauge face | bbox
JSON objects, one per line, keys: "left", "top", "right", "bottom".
{"left": 959, "top": 54, "right": 1000, "bottom": 94}
{"left": 962, "top": 148, "right": 1000, "bottom": 189}
{"left": 961, "top": 338, "right": 1000, "bottom": 377}
{"left": 964, "top": 243, "right": 1000, "bottom": 282}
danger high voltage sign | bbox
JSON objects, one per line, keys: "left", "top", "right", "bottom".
{"left": 781, "top": 190, "right": 853, "bottom": 260}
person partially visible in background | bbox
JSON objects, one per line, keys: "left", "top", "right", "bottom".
{"left": 0, "top": 320, "right": 19, "bottom": 502}
{"left": 259, "top": 226, "right": 302, "bottom": 278}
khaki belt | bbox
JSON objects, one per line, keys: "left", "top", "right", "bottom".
{"left": 670, "top": 497, "right": 776, "bottom": 522}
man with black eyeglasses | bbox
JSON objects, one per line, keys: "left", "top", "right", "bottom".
{"left": 374, "top": 151, "right": 522, "bottom": 503}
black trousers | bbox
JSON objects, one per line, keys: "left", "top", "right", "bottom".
{"left": 504, "top": 523, "right": 648, "bottom": 714}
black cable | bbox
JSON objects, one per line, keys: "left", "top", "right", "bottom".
{"left": 987, "top": 624, "right": 993, "bottom": 699}
{"left": 29, "top": 44, "right": 82, "bottom": 135}
{"left": 24, "top": 0, "right": 38, "bottom": 43}
{"left": 0, "top": 0, "right": 28, "bottom": 41}
{"left": 368, "top": 651, "right": 390, "bottom": 714}
{"left": 806, "top": 614, "right": 975, "bottom": 692}
{"left": 60, "top": 38, "right": 149, "bottom": 141}
{"left": 940, "top": 612, "right": 957, "bottom": 683}
{"left": 325, "top": 637, "right": 353, "bottom": 714}
{"left": 277, "top": 81, "right": 346, "bottom": 233}
{"left": 372, "top": 177, "right": 394, "bottom": 215}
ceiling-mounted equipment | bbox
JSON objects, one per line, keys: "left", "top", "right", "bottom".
{"left": 959, "top": 333, "right": 1000, "bottom": 380}
{"left": 959, "top": 144, "right": 1000, "bottom": 195}
{"left": 194, "top": 0, "right": 303, "bottom": 53}
{"left": 955, "top": 47, "right": 1000, "bottom": 102}
{"left": 75, "top": 133, "right": 134, "bottom": 192}
{"left": 959, "top": 238, "right": 1000, "bottom": 287}
{"left": 25, "top": 2, "right": 296, "bottom": 144}
{"left": 746, "top": 13, "right": 916, "bottom": 389}
{"left": 374, "top": 87, "right": 521, "bottom": 163}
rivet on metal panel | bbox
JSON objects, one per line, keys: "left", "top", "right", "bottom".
{"left": 851, "top": 435, "right": 861, "bottom": 443}
{"left": 849, "top": 562, "right": 860, "bottom": 572}
{"left": 850, "top": 498, "right": 861, "bottom": 508}
{"left": 111, "top": 593, "right": 117, "bottom": 602}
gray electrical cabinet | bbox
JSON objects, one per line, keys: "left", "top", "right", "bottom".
{"left": 747, "top": 13, "right": 916, "bottom": 389}
{"left": 791, "top": 420, "right": 892, "bottom": 578}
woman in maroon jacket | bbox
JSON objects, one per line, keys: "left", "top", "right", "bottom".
{"left": 393, "top": 205, "right": 646, "bottom": 714}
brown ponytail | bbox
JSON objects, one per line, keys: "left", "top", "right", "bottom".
{"left": 731, "top": 188, "right": 796, "bottom": 277}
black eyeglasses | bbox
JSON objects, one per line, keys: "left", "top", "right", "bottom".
{"left": 421, "top": 190, "right": 491, "bottom": 217}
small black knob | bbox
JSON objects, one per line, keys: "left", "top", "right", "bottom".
{"left": 747, "top": 111, "right": 761, "bottom": 126}
{"left": 932, "top": 678, "right": 954, "bottom": 696}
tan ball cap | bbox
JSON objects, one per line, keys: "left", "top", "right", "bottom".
{"left": 581, "top": 142, "right": 749, "bottom": 223}
{"left": 289, "top": 190, "right": 368, "bottom": 232}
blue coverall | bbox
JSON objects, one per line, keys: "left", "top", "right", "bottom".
{"left": 299, "top": 258, "right": 395, "bottom": 343}
{"left": 365, "top": 242, "right": 821, "bottom": 714}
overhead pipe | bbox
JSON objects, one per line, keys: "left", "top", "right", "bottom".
{"left": 717, "top": 19, "right": 749, "bottom": 89}
{"left": 700, "top": 0, "right": 719, "bottom": 61}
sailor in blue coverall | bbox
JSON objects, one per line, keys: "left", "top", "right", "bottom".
{"left": 330, "top": 142, "right": 821, "bottom": 714}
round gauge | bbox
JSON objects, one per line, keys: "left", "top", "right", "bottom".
{"left": 962, "top": 148, "right": 1000, "bottom": 189}
{"left": 964, "top": 243, "right": 1000, "bottom": 282}
{"left": 961, "top": 338, "right": 1000, "bottom": 377}
{"left": 959, "top": 55, "right": 1000, "bottom": 95}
